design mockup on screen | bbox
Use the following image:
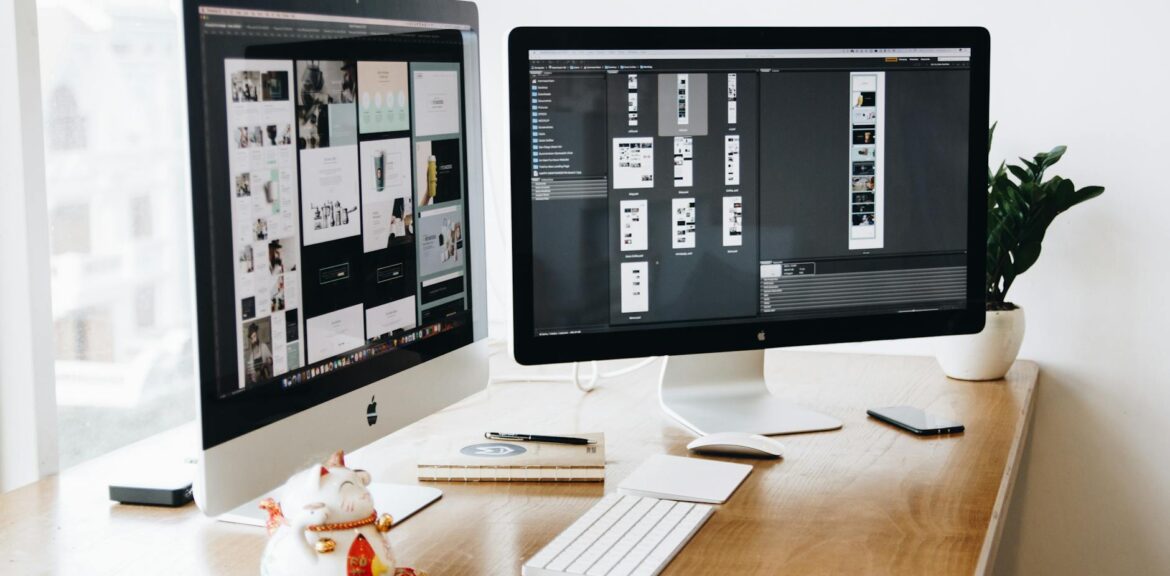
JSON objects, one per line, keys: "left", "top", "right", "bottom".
{"left": 527, "top": 46, "right": 971, "bottom": 337}
{"left": 203, "top": 12, "right": 474, "bottom": 399}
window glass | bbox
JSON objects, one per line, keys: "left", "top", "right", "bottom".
{"left": 38, "top": 0, "right": 194, "bottom": 468}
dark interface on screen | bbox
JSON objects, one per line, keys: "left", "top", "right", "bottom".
{"left": 527, "top": 48, "right": 971, "bottom": 337}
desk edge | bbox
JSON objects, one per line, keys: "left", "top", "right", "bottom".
{"left": 973, "top": 360, "right": 1040, "bottom": 576}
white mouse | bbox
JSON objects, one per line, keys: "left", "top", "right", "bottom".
{"left": 686, "top": 432, "right": 786, "bottom": 458}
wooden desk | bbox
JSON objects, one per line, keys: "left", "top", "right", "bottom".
{"left": 0, "top": 351, "right": 1037, "bottom": 575}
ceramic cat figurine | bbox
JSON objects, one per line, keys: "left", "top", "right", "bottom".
{"left": 259, "top": 451, "right": 423, "bottom": 576}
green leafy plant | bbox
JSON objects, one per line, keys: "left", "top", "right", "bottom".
{"left": 985, "top": 124, "right": 1104, "bottom": 309}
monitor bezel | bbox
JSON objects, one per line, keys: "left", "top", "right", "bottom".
{"left": 508, "top": 27, "right": 990, "bottom": 365}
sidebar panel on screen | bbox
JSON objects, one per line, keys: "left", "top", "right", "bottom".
{"left": 529, "top": 68, "right": 610, "bottom": 335}
{"left": 849, "top": 71, "right": 884, "bottom": 250}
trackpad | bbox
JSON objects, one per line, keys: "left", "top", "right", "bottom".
{"left": 218, "top": 482, "right": 443, "bottom": 527}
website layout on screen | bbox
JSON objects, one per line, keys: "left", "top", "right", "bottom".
{"left": 528, "top": 48, "right": 971, "bottom": 336}
{"left": 200, "top": 8, "right": 470, "bottom": 397}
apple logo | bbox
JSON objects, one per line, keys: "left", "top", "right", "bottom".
{"left": 757, "top": 330, "right": 766, "bottom": 342}
{"left": 366, "top": 396, "right": 377, "bottom": 426}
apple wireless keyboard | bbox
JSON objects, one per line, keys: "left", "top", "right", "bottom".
{"left": 522, "top": 493, "right": 714, "bottom": 576}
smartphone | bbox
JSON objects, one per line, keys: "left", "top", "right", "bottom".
{"left": 867, "top": 406, "right": 965, "bottom": 436}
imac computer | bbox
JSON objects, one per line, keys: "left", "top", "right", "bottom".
{"left": 182, "top": 0, "right": 488, "bottom": 517}
{"left": 509, "top": 28, "right": 989, "bottom": 435}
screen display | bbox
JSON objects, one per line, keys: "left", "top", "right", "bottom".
{"left": 193, "top": 6, "right": 474, "bottom": 415}
{"left": 526, "top": 48, "right": 971, "bottom": 337}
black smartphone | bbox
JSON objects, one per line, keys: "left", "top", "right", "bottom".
{"left": 867, "top": 406, "right": 965, "bottom": 436}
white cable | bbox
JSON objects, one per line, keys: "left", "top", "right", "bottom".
{"left": 573, "top": 361, "right": 600, "bottom": 393}
{"left": 487, "top": 361, "right": 597, "bottom": 389}
{"left": 598, "top": 357, "right": 658, "bottom": 378}
{"left": 488, "top": 357, "right": 660, "bottom": 393}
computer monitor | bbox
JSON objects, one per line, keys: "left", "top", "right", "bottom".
{"left": 508, "top": 28, "right": 989, "bottom": 435}
{"left": 183, "top": 0, "right": 488, "bottom": 516}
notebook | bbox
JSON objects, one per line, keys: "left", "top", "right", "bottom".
{"left": 618, "top": 454, "right": 752, "bottom": 504}
{"left": 417, "top": 433, "right": 605, "bottom": 482}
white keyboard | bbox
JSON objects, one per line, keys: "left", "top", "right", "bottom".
{"left": 522, "top": 493, "right": 714, "bottom": 576}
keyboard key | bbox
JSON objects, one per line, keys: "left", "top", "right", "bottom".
{"left": 546, "top": 496, "right": 639, "bottom": 572}
{"left": 528, "top": 494, "right": 622, "bottom": 569}
{"left": 567, "top": 497, "right": 655, "bottom": 574}
{"left": 632, "top": 505, "right": 712, "bottom": 576}
{"left": 522, "top": 496, "right": 713, "bottom": 576}
{"left": 587, "top": 500, "right": 674, "bottom": 576}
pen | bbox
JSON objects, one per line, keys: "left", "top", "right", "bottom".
{"left": 485, "top": 432, "right": 595, "bottom": 445}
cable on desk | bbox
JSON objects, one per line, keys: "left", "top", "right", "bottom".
{"left": 488, "top": 357, "right": 661, "bottom": 393}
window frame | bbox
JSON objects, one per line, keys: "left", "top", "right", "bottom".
{"left": 0, "top": 0, "right": 59, "bottom": 493}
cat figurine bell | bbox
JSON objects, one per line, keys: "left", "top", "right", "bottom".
{"left": 259, "top": 450, "right": 426, "bottom": 576}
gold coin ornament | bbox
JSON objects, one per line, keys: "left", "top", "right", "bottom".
{"left": 376, "top": 514, "right": 394, "bottom": 533}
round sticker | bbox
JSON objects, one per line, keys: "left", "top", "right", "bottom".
{"left": 459, "top": 442, "right": 527, "bottom": 458}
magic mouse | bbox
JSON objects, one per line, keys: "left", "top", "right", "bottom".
{"left": 686, "top": 432, "right": 786, "bottom": 458}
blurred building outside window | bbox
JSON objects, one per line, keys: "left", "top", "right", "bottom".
{"left": 38, "top": 0, "right": 195, "bottom": 468}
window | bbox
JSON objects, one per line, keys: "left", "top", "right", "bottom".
{"left": 50, "top": 204, "right": 90, "bottom": 255}
{"left": 38, "top": 0, "right": 195, "bottom": 469}
{"left": 131, "top": 195, "right": 153, "bottom": 239}
{"left": 46, "top": 85, "right": 86, "bottom": 151}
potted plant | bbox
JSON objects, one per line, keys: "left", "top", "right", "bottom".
{"left": 937, "top": 124, "right": 1104, "bottom": 380}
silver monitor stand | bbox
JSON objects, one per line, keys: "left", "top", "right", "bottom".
{"left": 658, "top": 350, "right": 843, "bottom": 436}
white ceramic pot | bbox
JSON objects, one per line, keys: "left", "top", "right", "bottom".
{"left": 936, "top": 306, "right": 1026, "bottom": 381}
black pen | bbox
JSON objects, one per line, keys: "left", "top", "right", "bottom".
{"left": 485, "top": 432, "right": 595, "bottom": 445}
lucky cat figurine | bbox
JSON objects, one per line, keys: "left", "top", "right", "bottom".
{"left": 259, "top": 451, "right": 424, "bottom": 576}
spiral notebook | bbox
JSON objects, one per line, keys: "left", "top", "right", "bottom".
{"left": 417, "top": 433, "right": 605, "bottom": 482}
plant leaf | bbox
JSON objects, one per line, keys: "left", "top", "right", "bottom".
{"left": 987, "top": 138, "right": 1105, "bottom": 303}
{"left": 1007, "top": 164, "right": 1031, "bottom": 184}
{"left": 1002, "top": 265, "right": 1017, "bottom": 298}
{"left": 1011, "top": 241, "right": 1043, "bottom": 278}
{"left": 1067, "top": 184, "right": 1105, "bottom": 209}
{"left": 1041, "top": 145, "right": 1066, "bottom": 168}
{"left": 1052, "top": 177, "right": 1077, "bottom": 213}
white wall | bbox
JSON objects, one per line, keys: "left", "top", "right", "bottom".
{"left": 473, "top": 1, "right": 1170, "bottom": 573}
